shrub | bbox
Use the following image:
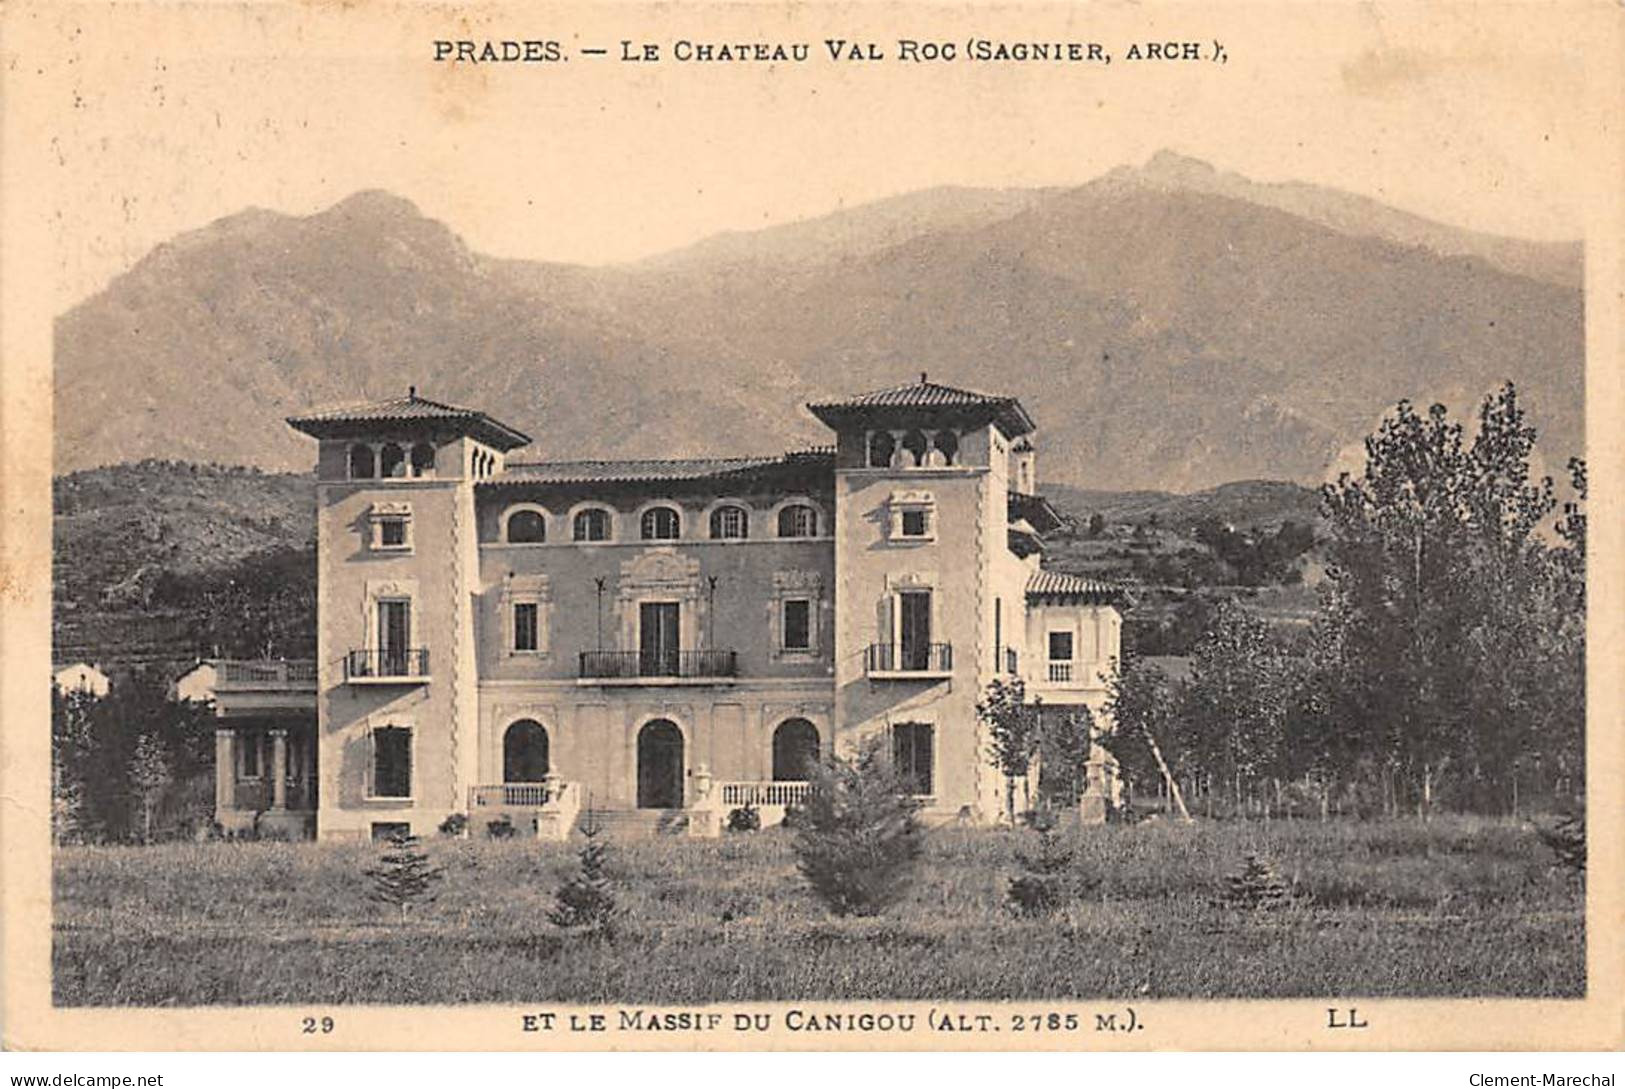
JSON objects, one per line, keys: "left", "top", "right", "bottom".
{"left": 364, "top": 831, "right": 444, "bottom": 923}
{"left": 725, "top": 803, "right": 761, "bottom": 833}
{"left": 1007, "top": 825, "right": 1076, "bottom": 917}
{"left": 791, "top": 739, "right": 923, "bottom": 917}
{"left": 549, "top": 816, "right": 617, "bottom": 935}
{"left": 1220, "top": 853, "right": 1292, "bottom": 910}
{"left": 486, "top": 815, "right": 516, "bottom": 839}
{"left": 1537, "top": 813, "right": 1585, "bottom": 875}
{"left": 438, "top": 812, "right": 469, "bottom": 837}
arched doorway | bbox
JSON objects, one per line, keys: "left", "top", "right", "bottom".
{"left": 772, "top": 718, "right": 820, "bottom": 781}
{"left": 637, "top": 719, "right": 684, "bottom": 809}
{"left": 503, "top": 719, "right": 550, "bottom": 783}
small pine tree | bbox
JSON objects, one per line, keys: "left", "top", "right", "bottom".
{"left": 1537, "top": 813, "right": 1586, "bottom": 875}
{"left": 1220, "top": 853, "right": 1291, "bottom": 910}
{"left": 1007, "top": 821, "right": 1077, "bottom": 917}
{"left": 549, "top": 813, "right": 618, "bottom": 934}
{"left": 792, "top": 739, "right": 923, "bottom": 917}
{"left": 365, "top": 831, "right": 444, "bottom": 923}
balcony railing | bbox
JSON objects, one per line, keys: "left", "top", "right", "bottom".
{"left": 578, "top": 649, "right": 739, "bottom": 681}
{"left": 719, "top": 781, "right": 812, "bottom": 808}
{"left": 469, "top": 782, "right": 561, "bottom": 808}
{"left": 864, "top": 642, "right": 953, "bottom": 676}
{"left": 211, "top": 659, "right": 317, "bottom": 688}
{"left": 345, "top": 648, "right": 431, "bottom": 682}
{"left": 1047, "top": 661, "right": 1075, "bottom": 683}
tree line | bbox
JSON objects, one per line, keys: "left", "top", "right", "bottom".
{"left": 1104, "top": 384, "right": 1585, "bottom": 818}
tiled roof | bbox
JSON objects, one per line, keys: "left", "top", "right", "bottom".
{"left": 1026, "top": 570, "right": 1124, "bottom": 603}
{"left": 287, "top": 391, "right": 532, "bottom": 450}
{"left": 807, "top": 376, "right": 1035, "bottom": 437}
{"left": 492, "top": 449, "right": 834, "bottom": 486}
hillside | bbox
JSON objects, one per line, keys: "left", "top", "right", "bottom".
{"left": 55, "top": 153, "right": 1584, "bottom": 493}
{"left": 52, "top": 461, "right": 314, "bottom": 665}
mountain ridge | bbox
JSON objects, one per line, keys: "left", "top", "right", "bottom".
{"left": 54, "top": 153, "right": 1584, "bottom": 492}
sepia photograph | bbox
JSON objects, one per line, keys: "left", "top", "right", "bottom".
{"left": 2, "top": 0, "right": 1621, "bottom": 1055}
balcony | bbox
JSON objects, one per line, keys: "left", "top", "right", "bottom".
{"left": 864, "top": 642, "right": 953, "bottom": 680}
{"left": 1047, "top": 661, "right": 1074, "bottom": 683}
{"left": 212, "top": 659, "right": 317, "bottom": 688}
{"left": 577, "top": 649, "right": 739, "bottom": 685}
{"left": 344, "top": 648, "right": 431, "bottom": 684}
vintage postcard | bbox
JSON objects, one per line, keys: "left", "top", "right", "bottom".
{"left": 2, "top": 0, "right": 1622, "bottom": 1054}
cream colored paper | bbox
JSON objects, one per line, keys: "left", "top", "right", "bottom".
{"left": 3, "top": 0, "right": 1621, "bottom": 1051}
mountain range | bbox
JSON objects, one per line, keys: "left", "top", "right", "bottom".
{"left": 55, "top": 151, "right": 1584, "bottom": 491}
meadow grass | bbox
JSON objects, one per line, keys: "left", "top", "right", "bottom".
{"left": 52, "top": 816, "right": 1583, "bottom": 1005}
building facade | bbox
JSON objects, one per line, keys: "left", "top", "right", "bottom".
{"left": 266, "top": 377, "right": 1121, "bottom": 841}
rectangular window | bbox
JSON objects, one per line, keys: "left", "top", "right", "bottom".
{"left": 513, "top": 602, "right": 539, "bottom": 652}
{"left": 892, "top": 723, "right": 934, "bottom": 796}
{"left": 783, "top": 598, "right": 811, "bottom": 650}
{"left": 377, "top": 599, "right": 411, "bottom": 675}
{"left": 901, "top": 509, "right": 929, "bottom": 537}
{"left": 639, "top": 601, "right": 681, "bottom": 676}
{"left": 1048, "top": 631, "right": 1075, "bottom": 661}
{"left": 899, "top": 590, "right": 932, "bottom": 670}
{"left": 371, "top": 726, "right": 412, "bottom": 799}
{"left": 379, "top": 517, "right": 408, "bottom": 548}
{"left": 238, "top": 732, "right": 261, "bottom": 779}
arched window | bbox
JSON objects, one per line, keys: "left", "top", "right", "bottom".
{"left": 641, "top": 506, "right": 680, "bottom": 540}
{"left": 409, "top": 442, "right": 436, "bottom": 477}
{"left": 573, "top": 508, "right": 611, "bottom": 542}
{"left": 380, "top": 443, "right": 407, "bottom": 479}
{"left": 868, "top": 431, "right": 896, "bottom": 469}
{"left": 710, "top": 505, "right": 749, "bottom": 540}
{"left": 901, "top": 429, "right": 929, "bottom": 467}
{"left": 505, "top": 508, "right": 547, "bottom": 544}
{"left": 930, "top": 429, "right": 958, "bottom": 466}
{"left": 502, "top": 719, "right": 550, "bottom": 783}
{"left": 772, "top": 718, "right": 820, "bottom": 781}
{"left": 777, "top": 504, "right": 818, "bottom": 538}
{"left": 349, "top": 443, "right": 376, "bottom": 479}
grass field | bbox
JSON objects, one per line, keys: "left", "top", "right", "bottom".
{"left": 52, "top": 817, "right": 1584, "bottom": 1006}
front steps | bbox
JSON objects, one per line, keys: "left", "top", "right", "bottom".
{"left": 578, "top": 808, "right": 690, "bottom": 838}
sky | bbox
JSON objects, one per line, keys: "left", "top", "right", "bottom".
{"left": 6, "top": 1, "right": 1613, "bottom": 311}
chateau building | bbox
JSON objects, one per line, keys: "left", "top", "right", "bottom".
{"left": 213, "top": 377, "right": 1123, "bottom": 840}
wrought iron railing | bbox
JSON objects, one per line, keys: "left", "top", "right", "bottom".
{"left": 344, "top": 648, "right": 431, "bottom": 681}
{"left": 577, "top": 649, "right": 738, "bottom": 680}
{"left": 864, "top": 642, "right": 953, "bottom": 674}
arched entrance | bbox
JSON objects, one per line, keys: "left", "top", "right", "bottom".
{"left": 502, "top": 719, "right": 550, "bottom": 783}
{"left": 772, "top": 718, "right": 820, "bottom": 781}
{"left": 637, "top": 719, "right": 684, "bottom": 809}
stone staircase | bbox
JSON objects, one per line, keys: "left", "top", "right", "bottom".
{"left": 578, "top": 808, "right": 690, "bottom": 839}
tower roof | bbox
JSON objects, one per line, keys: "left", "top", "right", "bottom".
{"left": 1025, "top": 570, "right": 1125, "bottom": 606}
{"left": 807, "top": 374, "right": 1035, "bottom": 438}
{"left": 286, "top": 390, "right": 532, "bottom": 450}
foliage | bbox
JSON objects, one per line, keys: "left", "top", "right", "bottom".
{"left": 977, "top": 677, "right": 1042, "bottom": 823}
{"left": 1105, "top": 383, "right": 1585, "bottom": 820}
{"left": 725, "top": 804, "right": 761, "bottom": 833}
{"left": 364, "top": 831, "right": 444, "bottom": 923}
{"left": 438, "top": 813, "right": 469, "bottom": 837}
{"left": 128, "top": 734, "right": 171, "bottom": 844}
{"left": 1036, "top": 704, "right": 1094, "bottom": 808}
{"left": 792, "top": 740, "right": 923, "bottom": 917}
{"left": 1220, "top": 853, "right": 1292, "bottom": 910}
{"left": 51, "top": 671, "right": 216, "bottom": 843}
{"left": 1536, "top": 813, "right": 1585, "bottom": 875}
{"left": 549, "top": 817, "right": 618, "bottom": 933}
{"left": 485, "top": 815, "right": 517, "bottom": 839}
{"left": 1006, "top": 823, "right": 1081, "bottom": 917}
